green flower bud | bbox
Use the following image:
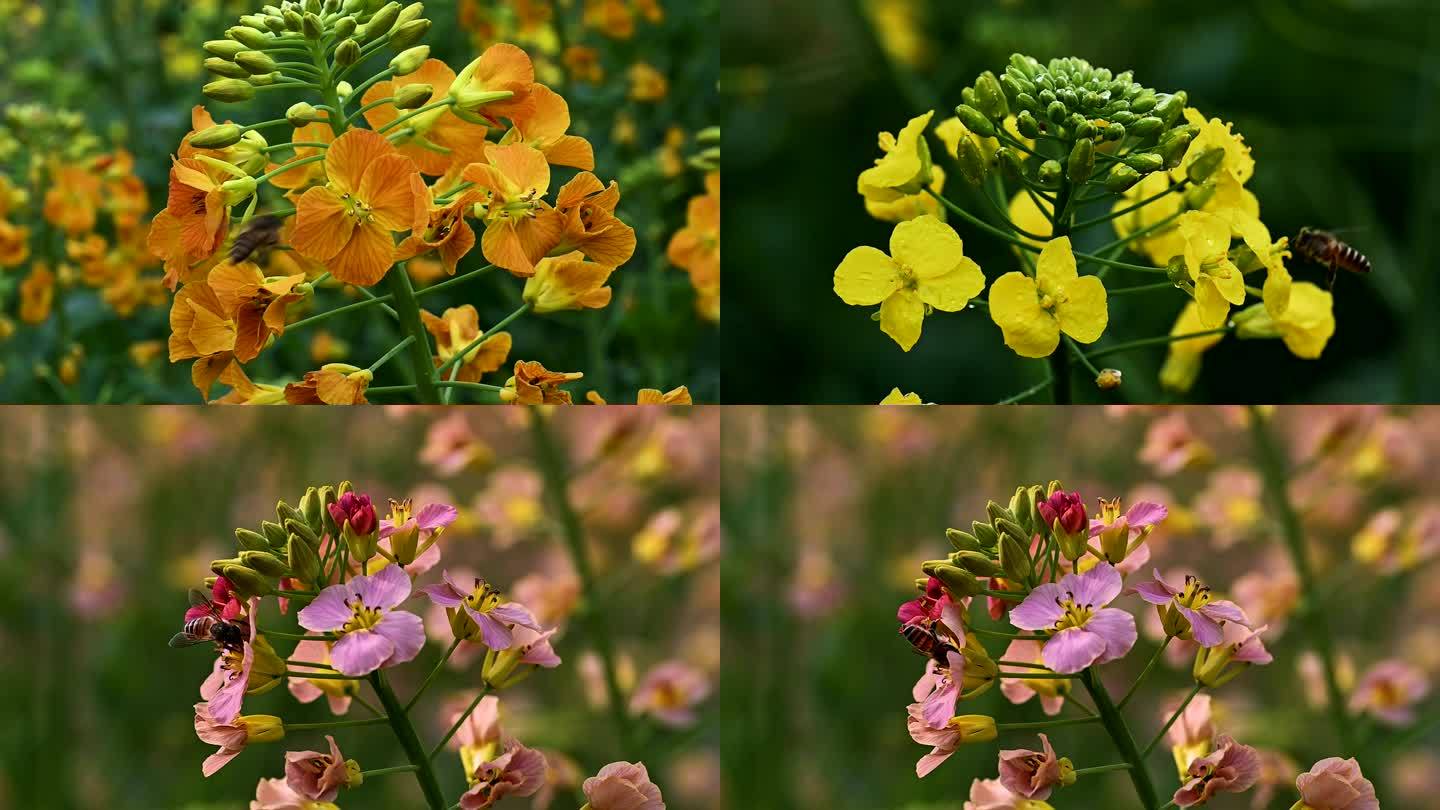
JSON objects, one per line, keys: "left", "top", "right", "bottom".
{"left": 955, "top": 105, "right": 995, "bottom": 138}
{"left": 319, "top": 485, "right": 340, "bottom": 537}
{"left": 922, "top": 562, "right": 983, "bottom": 599}
{"left": 946, "top": 528, "right": 983, "bottom": 552}
{"left": 204, "top": 78, "right": 256, "bottom": 103}
{"left": 286, "top": 102, "right": 320, "bottom": 126}
{"left": 1015, "top": 93, "right": 1039, "bottom": 113}
{"left": 1129, "top": 92, "right": 1157, "bottom": 113}
{"left": 1103, "top": 122, "right": 1126, "bottom": 141}
{"left": 993, "top": 147, "right": 1022, "bottom": 182}
{"left": 956, "top": 134, "right": 986, "bottom": 186}
{"left": 305, "top": 0, "right": 324, "bottom": 13}
{"left": 1067, "top": 138, "right": 1095, "bottom": 184}
{"left": 1045, "top": 100, "right": 1066, "bottom": 124}
{"left": 204, "top": 40, "right": 247, "bottom": 59}
{"left": 389, "top": 44, "right": 430, "bottom": 76}
{"left": 955, "top": 550, "right": 1003, "bottom": 578}
{"left": 239, "top": 14, "right": 269, "bottom": 30}
{"left": 190, "top": 123, "right": 244, "bottom": 149}
{"left": 961, "top": 87, "right": 977, "bottom": 108}
{"left": 1158, "top": 133, "right": 1193, "bottom": 171}
{"left": 999, "top": 74, "right": 1024, "bottom": 103}
{"left": 389, "top": 18, "right": 430, "bottom": 49}
{"left": 299, "top": 487, "right": 323, "bottom": 534}
{"left": 236, "top": 50, "right": 278, "bottom": 75}
{"left": 228, "top": 26, "right": 271, "bottom": 50}
{"left": 393, "top": 83, "right": 434, "bottom": 109}
{"left": 1123, "top": 152, "right": 1163, "bottom": 174}
{"left": 249, "top": 71, "right": 283, "bottom": 87}
{"left": 975, "top": 71, "right": 1009, "bottom": 119}
{"left": 221, "top": 176, "right": 257, "bottom": 205}
{"left": 262, "top": 15, "right": 288, "bottom": 34}
{"left": 995, "top": 518, "right": 1029, "bottom": 546}
{"left": 1104, "top": 164, "right": 1141, "bottom": 192}
{"left": 302, "top": 12, "right": 323, "bottom": 39}
{"left": 1152, "top": 91, "right": 1187, "bottom": 127}
{"left": 1186, "top": 146, "right": 1227, "bottom": 184}
{"left": 1073, "top": 120, "right": 1096, "bottom": 140}
{"left": 396, "top": 2, "right": 426, "bottom": 26}
{"left": 985, "top": 500, "right": 1017, "bottom": 526}
{"left": 335, "top": 38, "right": 362, "bottom": 67}
{"left": 1128, "top": 116, "right": 1163, "bottom": 138}
{"left": 1038, "top": 159, "right": 1062, "bottom": 185}
{"left": 205, "top": 57, "right": 251, "bottom": 79}
{"left": 360, "top": 2, "right": 401, "bottom": 43}
{"left": 1009, "top": 53, "right": 1040, "bottom": 79}
{"left": 972, "top": 520, "right": 1000, "bottom": 548}
{"left": 999, "top": 534, "right": 1032, "bottom": 584}
{"left": 287, "top": 533, "right": 322, "bottom": 583}
{"left": 284, "top": 517, "right": 320, "bottom": 550}
{"left": 236, "top": 528, "right": 271, "bottom": 553}
{"left": 222, "top": 564, "right": 274, "bottom": 598}
{"left": 240, "top": 550, "right": 292, "bottom": 578}
{"left": 261, "top": 519, "right": 288, "bottom": 546}
{"left": 1038, "top": 88, "right": 1056, "bottom": 106}
{"left": 1056, "top": 88, "right": 1078, "bottom": 109}
{"left": 276, "top": 501, "right": 304, "bottom": 527}
{"left": 1015, "top": 110, "right": 1040, "bottom": 139}
{"left": 334, "top": 16, "right": 358, "bottom": 38}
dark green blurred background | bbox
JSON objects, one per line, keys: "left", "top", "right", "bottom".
{"left": 722, "top": 0, "right": 1439, "bottom": 404}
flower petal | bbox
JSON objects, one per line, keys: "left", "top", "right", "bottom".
{"left": 1043, "top": 628, "right": 1107, "bottom": 673}
{"left": 1009, "top": 583, "right": 1065, "bottom": 631}
{"left": 918, "top": 256, "right": 984, "bottom": 312}
{"left": 879, "top": 288, "right": 925, "bottom": 351}
{"left": 1057, "top": 274, "right": 1108, "bottom": 344}
{"left": 375, "top": 610, "right": 426, "bottom": 666}
{"left": 890, "top": 214, "right": 963, "bottom": 280}
{"left": 833, "top": 246, "right": 900, "bottom": 306}
{"left": 298, "top": 585, "right": 354, "bottom": 632}
{"left": 1087, "top": 607, "right": 1138, "bottom": 664}
{"left": 360, "top": 563, "right": 412, "bottom": 610}
{"left": 330, "top": 630, "right": 395, "bottom": 676}
{"left": 989, "top": 271, "right": 1057, "bottom": 358}
{"left": 1065, "top": 563, "right": 1123, "bottom": 608}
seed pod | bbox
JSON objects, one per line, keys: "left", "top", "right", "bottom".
{"left": 1186, "top": 146, "right": 1227, "bottom": 184}
{"left": 1067, "top": 138, "right": 1095, "bottom": 184}
{"left": 955, "top": 550, "right": 1004, "bottom": 578}
{"left": 1038, "top": 159, "right": 1062, "bottom": 186}
{"left": 999, "top": 534, "right": 1032, "bottom": 584}
{"left": 1123, "top": 152, "right": 1163, "bottom": 174}
{"left": 956, "top": 134, "right": 986, "bottom": 186}
{"left": 389, "top": 44, "right": 430, "bottom": 76}
{"left": 287, "top": 533, "right": 322, "bottom": 583}
{"left": 389, "top": 18, "right": 430, "bottom": 49}
{"left": 236, "top": 528, "right": 271, "bottom": 553}
{"left": 203, "top": 78, "right": 256, "bottom": 103}
{"left": 205, "top": 57, "right": 250, "bottom": 79}
{"left": 947, "top": 528, "right": 983, "bottom": 552}
{"left": 1104, "top": 164, "right": 1141, "bottom": 193}
{"left": 394, "top": 82, "right": 433, "bottom": 109}
{"left": 204, "top": 40, "right": 248, "bottom": 59}
{"left": 240, "top": 550, "right": 292, "bottom": 578}
{"left": 236, "top": 50, "right": 277, "bottom": 74}
{"left": 955, "top": 105, "right": 995, "bottom": 138}
{"left": 335, "top": 38, "right": 362, "bottom": 67}
{"left": 975, "top": 71, "right": 1008, "bottom": 120}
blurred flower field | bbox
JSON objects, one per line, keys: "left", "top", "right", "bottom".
{"left": 0, "top": 406, "right": 718, "bottom": 809}
{"left": 0, "top": 0, "right": 718, "bottom": 404}
{"left": 722, "top": 406, "right": 1440, "bottom": 809}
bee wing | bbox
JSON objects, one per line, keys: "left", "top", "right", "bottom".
{"left": 168, "top": 631, "right": 209, "bottom": 648}
{"left": 188, "top": 588, "right": 223, "bottom": 618}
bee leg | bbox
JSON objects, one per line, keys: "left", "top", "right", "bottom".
{"left": 1327, "top": 262, "right": 1337, "bottom": 291}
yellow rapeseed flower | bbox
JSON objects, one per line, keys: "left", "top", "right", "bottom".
{"left": 865, "top": 165, "right": 946, "bottom": 223}
{"left": 1178, "top": 211, "right": 1245, "bottom": 328}
{"left": 989, "top": 236, "right": 1107, "bottom": 358}
{"left": 1159, "top": 302, "right": 1229, "bottom": 393}
{"left": 833, "top": 215, "right": 984, "bottom": 351}
{"left": 879, "top": 388, "right": 922, "bottom": 404}
{"left": 857, "top": 111, "right": 934, "bottom": 204}
{"left": 1234, "top": 282, "right": 1335, "bottom": 359}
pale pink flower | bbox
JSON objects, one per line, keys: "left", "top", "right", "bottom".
{"left": 284, "top": 735, "right": 352, "bottom": 802}
{"left": 1192, "top": 467, "right": 1262, "bottom": 549}
{"left": 998, "top": 640, "right": 1066, "bottom": 716}
{"left": 471, "top": 467, "right": 545, "bottom": 549}
{"left": 912, "top": 648, "right": 965, "bottom": 728}
{"left": 1133, "top": 570, "right": 1250, "bottom": 647}
{"left": 1298, "top": 651, "right": 1356, "bottom": 710}
{"left": 1009, "top": 563, "right": 1137, "bottom": 674}
{"left": 1348, "top": 659, "right": 1429, "bottom": 726}
{"left": 1139, "top": 413, "right": 1211, "bottom": 475}
{"left": 194, "top": 702, "right": 254, "bottom": 776}
{"left": 250, "top": 777, "right": 339, "bottom": 810}
{"left": 1295, "top": 757, "right": 1378, "bottom": 810}
{"left": 1172, "top": 735, "right": 1260, "bottom": 806}
{"left": 963, "top": 778, "right": 1039, "bottom": 810}
{"left": 420, "top": 412, "right": 491, "bottom": 476}
{"left": 1163, "top": 693, "right": 1214, "bottom": 775}
{"left": 511, "top": 554, "right": 581, "bottom": 626}
{"left": 459, "top": 743, "right": 547, "bottom": 809}
{"left": 998, "top": 734, "right": 1067, "bottom": 800}
{"left": 298, "top": 565, "right": 425, "bottom": 676}
{"left": 286, "top": 639, "right": 354, "bottom": 715}
{"left": 421, "top": 569, "right": 540, "bottom": 649}
{"left": 582, "top": 760, "right": 665, "bottom": 810}
{"left": 450, "top": 694, "right": 502, "bottom": 751}
{"left": 1232, "top": 553, "right": 1299, "bottom": 637}
{"left": 630, "top": 661, "right": 711, "bottom": 728}
{"left": 378, "top": 497, "right": 457, "bottom": 574}
{"left": 200, "top": 598, "right": 258, "bottom": 724}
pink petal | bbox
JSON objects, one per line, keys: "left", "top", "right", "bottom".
{"left": 420, "top": 582, "right": 464, "bottom": 607}
{"left": 1202, "top": 599, "right": 1249, "bottom": 625}
{"left": 298, "top": 585, "right": 354, "bottom": 632}
{"left": 1133, "top": 580, "right": 1176, "bottom": 606}
{"left": 1042, "top": 628, "right": 1107, "bottom": 673}
{"left": 359, "top": 564, "right": 412, "bottom": 609}
{"left": 1124, "top": 501, "right": 1168, "bottom": 528}
{"left": 1088, "top": 607, "right": 1138, "bottom": 664}
{"left": 1178, "top": 606, "right": 1223, "bottom": 647}
{"left": 375, "top": 610, "right": 426, "bottom": 667}
{"left": 416, "top": 502, "right": 458, "bottom": 531}
{"left": 407, "top": 540, "right": 442, "bottom": 576}
{"left": 916, "top": 749, "right": 954, "bottom": 778}
{"left": 472, "top": 610, "right": 514, "bottom": 649}
{"left": 489, "top": 601, "right": 540, "bottom": 630}
{"left": 202, "top": 746, "right": 241, "bottom": 777}
{"left": 1066, "top": 563, "right": 1122, "bottom": 608}
{"left": 1009, "top": 583, "right": 1065, "bottom": 631}
{"left": 330, "top": 629, "right": 395, "bottom": 676}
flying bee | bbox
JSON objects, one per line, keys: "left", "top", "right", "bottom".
{"left": 1291, "top": 227, "right": 1371, "bottom": 290}
{"left": 228, "top": 214, "right": 285, "bottom": 265}
{"left": 169, "top": 588, "right": 247, "bottom": 650}
{"left": 900, "top": 621, "right": 958, "bottom": 664}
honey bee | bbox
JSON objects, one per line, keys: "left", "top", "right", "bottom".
{"left": 900, "top": 621, "right": 958, "bottom": 663}
{"left": 169, "top": 588, "right": 247, "bottom": 650}
{"left": 1291, "top": 227, "right": 1371, "bottom": 290}
{"left": 228, "top": 214, "right": 284, "bottom": 264}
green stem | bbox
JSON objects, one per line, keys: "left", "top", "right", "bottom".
{"left": 429, "top": 687, "right": 490, "bottom": 760}
{"left": 1082, "top": 669, "right": 1160, "bottom": 810}
{"left": 1144, "top": 683, "right": 1203, "bottom": 757}
{"left": 1248, "top": 409, "right": 1356, "bottom": 752}
{"left": 368, "top": 670, "right": 448, "bottom": 810}
{"left": 284, "top": 670, "right": 360, "bottom": 680}
{"left": 1072, "top": 179, "right": 1189, "bottom": 231}
{"left": 286, "top": 716, "right": 389, "bottom": 731}
{"left": 996, "top": 716, "right": 1098, "bottom": 731}
{"left": 971, "top": 627, "right": 1050, "bottom": 641}
{"left": 413, "top": 264, "right": 498, "bottom": 298}
{"left": 529, "top": 411, "right": 633, "bottom": 748}
{"left": 379, "top": 98, "right": 456, "bottom": 133}
{"left": 1119, "top": 638, "right": 1171, "bottom": 710}
{"left": 996, "top": 370, "right": 1054, "bottom": 405}
{"left": 383, "top": 266, "right": 441, "bottom": 403}
{"left": 1083, "top": 327, "right": 1234, "bottom": 361}
{"left": 368, "top": 335, "right": 416, "bottom": 374}
{"left": 262, "top": 629, "right": 338, "bottom": 641}
{"left": 998, "top": 672, "right": 1072, "bottom": 680}
{"left": 1073, "top": 762, "right": 1134, "bottom": 777}
{"left": 977, "top": 588, "right": 1026, "bottom": 601}
{"left": 360, "top": 765, "right": 419, "bottom": 779}
{"left": 404, "top": 638, "right": 462, "bottom": 713}
{"left": 997, "top": 660, "right": 1051, "bottom": 670}
{"left": 1107, "top": 281, "right": 1178, "bottom": 296}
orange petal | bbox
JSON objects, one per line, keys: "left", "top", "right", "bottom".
{"left": 544, "top": 135, "right": 594, "bottom": 171}
{"left": 359, "top": 153, "right": 422, "bottom": 231}
{"left": 328, "top": 221, "right": 396, "bottom": 286}
{"left": 325, "top": 129, "right": 396, "bottom": 195}
{"left": 483, "top": 142, "right": 550, "bottom": 196}
{"left": 292, "top": 186, "right": 355, "bottom": 263}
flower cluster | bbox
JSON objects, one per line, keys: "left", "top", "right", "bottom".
{"left": 895, "top": 479, "right": 1316, "bottom": 808}
{"left": 154, "top": 0, "right": 670, "bottom": 405}
{"left": 175, "top": 479, "right": 667, "bottom": 809}
{"left": 837, "top": 54, "right": 1344, "bottom": 404}
{"left": 0, "top": 104, "right": 164, "bottom": 389}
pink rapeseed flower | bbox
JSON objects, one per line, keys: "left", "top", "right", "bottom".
{"left": 250, "top": 777, "right": 340, "bottom": 810}
{"left": 1295, "top": 757, "right": 1378, "bottom": 810}
{"left": 1349, "top": 659, "right": 1429, "bottom": 726}
{"left": 1133, "top": 570, "right": 1249, "bottom": 647}
{"left": 200, "top": 598, "right": 258, "bottom": 724}
{"left": 286, "top": 639, "right": 355, "bottom": 715}
{"left": 964, "top": 778, "right": 1052, "bottom": 810}
{"left": 194, "top": 702, "right": 282, "bottom": 776}
{"left": 998, "top": 640, "right": 1068, "bottom": 716}
{"left": 458, "top": 743, "right": 548, "bottom": 809}
{"left": 297, "top": 564, "right": 425, "bottom": 676}
{"left": 284, "top": 734, "right": 354, "bottom": 802}
{"left": 630, "top": 661, "right": 712, "bottom": 728}
{"left": 1172, "top": 735, "right": 1260, "bottom": 807}
{"left": 1090, "top": 498, "right": 1168, "bottom": 563}
{"left": 379, "top": 497, "right": 458, "bottom": 572}
{"left": 998, "top": 734, "right": 1070, "bottom": 800}
{"left": 582, "top": 761, "right": 666, "bottom": 810}
{"left": 421, "top": 570, "right": 540, "bottom": 649}
{"left": 1008, "top": 563, "right": 1137, "bottom": 674}
{"left": 1163, "top": 693, "right": 1215, "bottom": 776}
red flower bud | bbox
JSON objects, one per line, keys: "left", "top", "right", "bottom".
{"left": 1037, "top": 490, "right": 1087, "bottom": 535}
{"left": 328, "top": 491, "right": 377, "bottom": 536}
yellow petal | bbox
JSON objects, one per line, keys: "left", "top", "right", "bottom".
{"left": 989, "top": 271, "right": 1058, "bottom": 358}
{"left": 879, "top": 288, "right": 925, "bottom": 351}
{"left": 1194, "top": 279, "right": 1233, "bottom": 328}
{"left": 1057, "top": 274, "right": 1108, "bottom": 344}
{"left": 1035, "top": 236, "right": 1077, "bottom": 290}
{"left": 1212, "top": 259, "right": 1246, "bottom": 305}
{"left": 834, "top": 246, "right": 900, "bottom": 306}
{"left": 891, "top": 214, "right": 964, "bottom": 279}
{"left": 1262, "top": 262, "right": 1292, "bottom": 318}
{"left": 880, "top": 388, "right": 923, "bottom": 404}
{"left": 919, "top": 256, "right": 984, "bottom": 312}
{"left": 1179, "top": 211, "right": 1230, "bottom": 278}
{"left": 1278, "top": 282, "right": 1335, "bottom": 359}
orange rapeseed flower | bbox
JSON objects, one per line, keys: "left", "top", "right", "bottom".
{"left": 462, "top": 143, "right": 563, "bottom": 276}
{"left": 395, "top": 187, "right": 479, "bottom": 275}
{"left": 503, "top": 84, "right": 595, "bottom": 171}
{"left": 420, "top": 304, "right": 512, "bottom": 383}
{"left": 207, "top": 260, "right": 306, "bottom": 363}
{"left": 553, "top": 172, "right": 635, "bottom": 268}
